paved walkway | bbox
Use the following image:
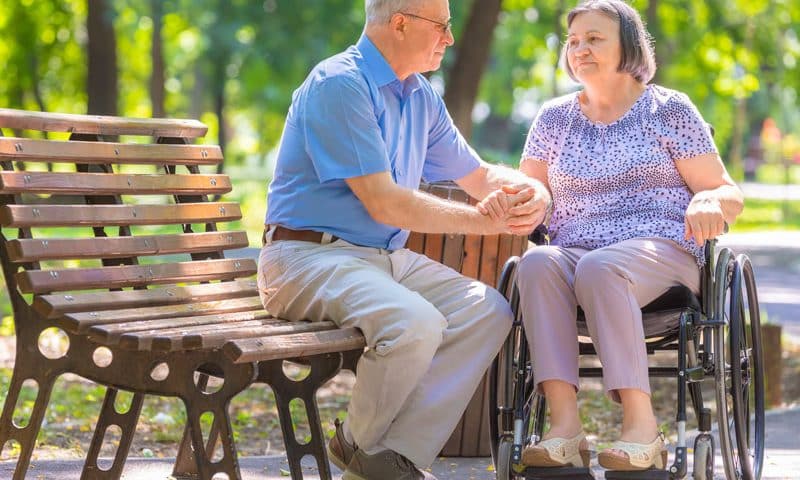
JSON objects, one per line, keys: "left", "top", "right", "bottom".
{"left": 3, "top": 407, "right": 798, "bottom": 479}
{"left": 741, "top": 182, "right": 800, "bottom": 201}
{"left": 719, "top": 231, "right": 800, "bottom": 342}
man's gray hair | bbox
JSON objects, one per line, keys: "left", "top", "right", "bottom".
{"left": 365, "top": 0, "right": 425, "bottom": 24}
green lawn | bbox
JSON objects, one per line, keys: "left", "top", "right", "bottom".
{"left": 732, "top": 198, "right": 800, "bottom": 232}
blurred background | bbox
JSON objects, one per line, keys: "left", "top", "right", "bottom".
{"left": 0, "top": 0, "right": 799, "bottom": 467}
{"left": 0, "top": 0, "right": 798, "bottom": 238}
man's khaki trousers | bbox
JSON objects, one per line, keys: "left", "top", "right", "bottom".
{"left": 258, "top": 232, "right": 512, "bottom": 467}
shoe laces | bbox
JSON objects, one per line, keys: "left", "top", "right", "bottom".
{"left": 392, "top": 453, "right": 418, "bottom": 474}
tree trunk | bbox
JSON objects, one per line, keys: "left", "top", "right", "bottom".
{"left": 552, "top": 0, "right": 565, "bottom": 97}
{"left": 191, "top": 63, "right": 206, "bottom": 120}
{"left": 150, "top": 0, "right": 165, "bottom": 118}
{"left": 444, "top": 0, "right": 503, "bottom": 140}
{"left": 87, "top": 0, "right": 118, "bottom": 115}
{"left": 214, "top": 73, "right": 226, "bottom": 176}
{"left": 646, "top": 0, "right": 662, "bottom": 83}
{"left": 728, "top": 20, "right": 754, "bottom": 176}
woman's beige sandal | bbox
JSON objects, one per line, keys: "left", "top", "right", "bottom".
{"left": 598, "top": 432, "right": 668, "bottom": 470}
{"left": 521, "top": 431, "right": 591, "bottom": 468}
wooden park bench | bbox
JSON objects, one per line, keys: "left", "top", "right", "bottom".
{"left": 0, "top": 108, "right": 366, "bottom": 480}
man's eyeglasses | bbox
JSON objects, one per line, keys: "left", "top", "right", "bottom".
{"left": 400, "top": 12, "right": 452, "bottom": 35}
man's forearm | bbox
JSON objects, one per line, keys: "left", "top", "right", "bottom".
{"left": 459, "top": 163, "right": 551, "bottom": 204}
{"left": 374, "top": 187, "right": 501, "bottom": 235}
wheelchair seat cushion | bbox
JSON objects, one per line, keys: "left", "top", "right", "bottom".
{"left": 641, "top": 285, "right": 701, "bottom": 314}
{"left": 576, "top": 284, "right": 700, "bottom": 338}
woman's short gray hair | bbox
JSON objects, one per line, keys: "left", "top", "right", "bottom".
{"left": 561, "top": 0, "right": 657, "bottom": 83}
{"left": 365, "top": 0, "right": 425, "bottom": 24}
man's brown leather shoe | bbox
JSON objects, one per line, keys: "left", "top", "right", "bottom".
{"left": 327, "top": 418, "right": 357, "bottom": 470}
{"left": 343, "top": 449, "right": 438, "bottom": 480}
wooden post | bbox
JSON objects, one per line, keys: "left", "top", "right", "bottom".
{"left": 761, "top": 323, "right": 783, "bottom": 407}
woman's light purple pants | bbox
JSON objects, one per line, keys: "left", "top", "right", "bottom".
{"left": 516, "top": 237, "right": 700, "bottom": 402}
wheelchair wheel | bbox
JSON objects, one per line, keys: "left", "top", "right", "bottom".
{"left": 495, "top": 437, "right": 513, "bottom": 480}
{"left": 489, "top": 317, "right": 538, "bottom": 477}
{"left": 489, "top": 257, "right": 541, "bottom": 478}
{"left": 713, "top": 252, "right": 765, "bottom": 480}
{"left": 692, "top": 434, "right": 714, "bottom": 480}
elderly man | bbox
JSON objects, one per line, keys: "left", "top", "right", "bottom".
{"left": 259, "top": 0, "right": 550, "bottom": 479}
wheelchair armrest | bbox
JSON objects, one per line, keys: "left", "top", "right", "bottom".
{"left": 528, "top": 224, "right": 549, "bottom": 246}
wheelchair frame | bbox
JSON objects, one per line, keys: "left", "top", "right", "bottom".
{"left": 488, "top": 229, "right": 765, "bottom": 480}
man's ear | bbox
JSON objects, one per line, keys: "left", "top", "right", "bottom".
{"left": 389, "top": 12, "right": 407, "bottom": 37}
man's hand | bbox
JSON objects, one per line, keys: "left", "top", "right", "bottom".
{"left": 684, "top": 193, "right": 726, "bottom": 246}
{"left": 477, "top": 184, "right": 549, "bottom": 236}
{"left": 476, "top": 188, "right": 513, "bottom": 220}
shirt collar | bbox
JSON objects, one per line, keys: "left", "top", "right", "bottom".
{"left": 356, "top": 34, "right": 422, "bottom": 95}
{"left": 357, "top": 34, "right": 398, "bottom": 88}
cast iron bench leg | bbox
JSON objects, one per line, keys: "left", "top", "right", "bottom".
{"left": 0, "top": 365, "right": 59, "bottom": 480}
{"left": 258, "top": 353, "right": 345, "bottom": 480}
{"left": 81, "top": 389, "right": 145, "bottom": 480}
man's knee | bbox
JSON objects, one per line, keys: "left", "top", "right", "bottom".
{"left": 466, "top": 284, "right": 513, "bottom": 347}
{"left": 371, "top": 298, "right": 446, "bottom": 357}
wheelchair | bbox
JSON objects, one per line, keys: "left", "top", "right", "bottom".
{"left": 488, "top": 226, "right": 765, "bottom": 480}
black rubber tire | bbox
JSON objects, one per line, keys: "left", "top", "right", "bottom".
{"left": 729, "top": 255, "right": 765, "bottom": 479}
{"left": 496, "top": 438, "right": 514, "bottom": 480}
{"left": 692, "top": 435, "right": 714, "bottom": 480}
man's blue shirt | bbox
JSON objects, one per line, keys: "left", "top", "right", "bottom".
{"left": 266, "top": 35, "right": 480, "bottom": 250}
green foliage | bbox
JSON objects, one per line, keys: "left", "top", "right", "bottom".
{"left": 0, "top": 0, "right": 798, "bottom": 204}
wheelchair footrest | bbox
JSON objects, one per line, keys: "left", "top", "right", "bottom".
{"left": 524, "top": 466, "right": 595, "bottom": 479}
{"left": 605, "top": 469, "right": 670, "bottom": 480}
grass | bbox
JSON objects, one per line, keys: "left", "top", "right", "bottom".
{"left": 752, "top": 163, "right": 800, "bottom": 185}
{"left": 732, "top": 198, "right": 800, "bottom": 232}
{"left": 0, "top": 364, "right": 353, "bottom": 461}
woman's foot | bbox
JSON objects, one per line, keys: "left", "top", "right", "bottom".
{"left": 521, "top": 430, "right": 591, "bottom": 468}
{"left": 598, "top": 431, "right": 667, "bottom": 471}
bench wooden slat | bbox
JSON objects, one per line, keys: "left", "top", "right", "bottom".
{"left": 7, "top": 231, "right": 249, "bottom": 262}
{"left": 0, "top": 172, "right": 231, "bottom": 195}
{"left": 119, "top": 317, "right": 326, "bottom": 351}
{"left": 118, "top": 312, "right": 279, "bottom": 350}
{"left": 33, "top": 279, "right": 258, "bottom": 319}
{"left": 88, "top": 308, "right": 271, "bottom": 343}
{"left": 17, "top": 258, "right": 256, "bottom": 294}
{"left": 0, "top": 138, "right": 222, "bottom": 165}
{"left": 0, "top": 108, "right": 208, "bottom": 138}
{"left": 73, "top": 296, "right": 265, "bottom": 334}
{"left": 158, "top": 320, "right": 338, "bottom": 352}
{"left": 0, "top": 202, "right": 241, "bottom": 227}
{"left": 223, "top": 328, "right": 367, "bottom": 363}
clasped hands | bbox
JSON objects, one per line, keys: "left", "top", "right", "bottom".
{"left": 476, "top": 184, "right": 550, "bottom": 236}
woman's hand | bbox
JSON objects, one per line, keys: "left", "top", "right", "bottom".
{"left": 684, "top": 192, "right": 726, "bottom": 246}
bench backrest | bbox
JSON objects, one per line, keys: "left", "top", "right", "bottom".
{"left": 0, "top": 108, "right": 256, "bottom": 325}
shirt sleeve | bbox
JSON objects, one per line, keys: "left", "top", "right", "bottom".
{"left": 659, "top": 93, "right": 719, "bottom": 161}
{"left": 521, "top": 105, "right": 556, "bottom": 164}
{"left": 302, "top": 74, "right": 391, "bottom": 183}
{"left": 421, "top": 91, "right": 481, "bottom": 183}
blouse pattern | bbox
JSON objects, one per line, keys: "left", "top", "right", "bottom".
{"left": 522, "top": 84, "right": 718, "bottom": 266}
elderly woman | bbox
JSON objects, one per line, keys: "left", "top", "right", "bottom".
{"left": 494, "top": 0, "right": 744, "bottom": 472}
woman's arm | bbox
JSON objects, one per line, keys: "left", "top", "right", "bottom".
{"left": 675, "top": 153, "right": 744, "bottom": 245}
